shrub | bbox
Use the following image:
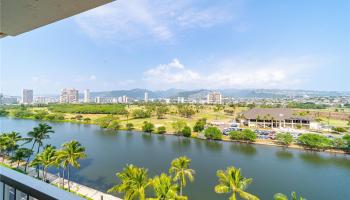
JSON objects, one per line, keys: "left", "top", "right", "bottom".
{"left": 108, "top": 120, "right": 121, "bottom": 131}
{"left": 172, "top": 120, "right": 187, "bottom": 135}
{"left": 343, "top": 134, "right": 350, "bottom": 150}
{"left": 75, "top": 115, "right": 83, "bottom": 120}
{"left": 132, "top": 109, "right": 151, "bottom": 119}
{"left": 126, "top": 123, "right": 134, "bottom": 131}
{"left": 0, "top": 109, "right": 9, "bottom": 116}
{"left": 142, "top": 121, "right": 154, "bottom": 133}
{"left": 275, "top": 132, "right": 294, "bottom": 146}
{"left": 83, "top": 118, "right": 91, "bottom": 123}
{"left": 193, "top": 118, "right": 206, "bottom": 132}
{"left": 332, "top": 138, "right": 347, "bottom": 149}
{"left": 182, "top": 126, "right": 192, "bottom": 137}
{"left": 297, "top": 133, "right": 332, "bottom": 149}
{"left": 229, "top": 129, "right": 256, "bottom": 142}
{"left": 332, "top": 127, "right": 347, "bottom": 133}
{"left": 48, "top": 104, "right": 127, "bottom": 114}
{"left": 96, "top": 115, "right": 117, "bottom": 128}
{"left": 204, "top": 126, "right": 222, "bottom": 140}
{"left": 157, "top": 126, "right": 166, "bottom": 134}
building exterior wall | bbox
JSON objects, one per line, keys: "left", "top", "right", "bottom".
{"left": 207, "top": 92, "right": 222, "bottom": 104}
{"left": 22, "top": 89, "right": 33, "bottom": 104}
{"left": 60, "top": 88, "right": 79, "bottom": 103}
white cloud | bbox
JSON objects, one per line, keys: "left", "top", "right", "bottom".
{"left": 89, "top": 75, "right": 97, "bottom": 81}
{"left": 143, "top": 56, "right": 322, "bottom": 89}
{"left": 144, "top": 59, "right": 200, "bottom": 85}
{"left": 75, "top": 0, "right": 234, "bottom": 41}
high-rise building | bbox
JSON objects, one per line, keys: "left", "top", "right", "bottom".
{"left": 177, "top": 97, "right": 185, "bottom": 104}
{"left": 84, "top": 89, "right": 90, "bottom": 103}
{"left": 60, "top": 88, "right": 79, "bottom": 103}
{"left": 207, "top": 91, "right": 222, "bottom": 104}
{"left": 122, "top": 95, "right": 128, "bottom": 103}
{"left": 22, "top": 89, "right": 33, "bottom": 104}
{"left": 144, "top": 92, "right": 149, "bottom": 102}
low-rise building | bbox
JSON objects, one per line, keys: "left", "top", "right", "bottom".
{"left": 242, "top": 108, "right": 315, "bottom": 129}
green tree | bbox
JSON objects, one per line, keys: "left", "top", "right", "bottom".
{"left": 172, "top": 120, "right": 187, "bottom": 135}
{"left": 108, "top": 120, "right": 121, "bottom": 131}
{"left": 332, "top": 138, "right": 347, "bottom": 149}
{"left": 214, "top": 166, "right": 259, "bottom": 200}
{"left": 108, "top": 164, "right": 151, "bottom": 200}
{"left": 83, "top": 117, "right": 91, "bottom": 123}
{"left": 0, "top": 109, "right": 9, "bottom": 116}
{"left": 273, "top": 191, "right": 306, "bottom": 200}
{"left": 157, "top": 126, "right": 167, "bottom": 134}
{"left": 5, "top": 132, "right": 23, "bottom": 157}
{"left": 169, "top": 156, "right": 195, "bottom": 196}
{"left": 150, "top": 173, "right": 183, "bottom": 200}
{"left": 297, "top": 133, "right": 332, "bottom": 149}
{"left": 11, "top": 148, "right": 33, "bottom": 168}
{"left": 229, "top": 129, "right": 256, "bottom": 142}
{"left": 142, "top": 121, "right": 155, "bottom": 133}
{"left": 75, "top": 115, "right": 83, "bottom": 120}
{"left": 275, "top": 133, "right": 294, "bottom": 146}
{"left": 156, "top": 106, "right": 169, "bottom": 119}
{"left": 204, "top": 127, "right": 222, "bottom": 140}
{"left": 30, "top": 145, "right": 57, "bottom": 181}
{"left": 25, "top": 123, "right": 54, "bottom": 173}
{"left": 332, "top": 127, "right": 347, "bottom": 133}
{"left": 181, "top": 126, "right": 192, "bottom": 137}
{"left": 56, "top": 140, "right": 86, "bottom": 191}
{"left": 0, "top": 134, "right": 10, "bottom": 161}
{"left": 177, "top": 105, "right": 196, "bottom": 118}
{"left": 132, "top": 109, "right": 151, "bottom": 119}
{"left": 126, "top": 123, "right": 134, "bottom": 131}
{"left": 342, "top": 134, "right": 350, "bottom": 150}
{"left": 193, "top": 118, "right": 206, "bottom": 132}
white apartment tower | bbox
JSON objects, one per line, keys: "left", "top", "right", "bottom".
{"left": 84, "top": 89, "right": 90, "bottom": 103}
{"left": 207, "top": 91, "right": 222, "bottom": 104}
{"left": 144, "top": 92, "right": 149, "bottom": 102}
{"left": 60, "top": 88, "right": 79, "bottom": 103}
{"left": 22, "top": 89, "right": 33, "bottom": 104}
{"left": 177, "top": 97, "right": 185, "bottom": 104}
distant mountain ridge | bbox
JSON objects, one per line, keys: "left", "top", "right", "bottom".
{"left": 90, "top": 88, "right": 350, "bottom": 99}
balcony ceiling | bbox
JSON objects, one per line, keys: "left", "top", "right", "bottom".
{"left": 0, "top": 0, "right": 113, "bottom": 37}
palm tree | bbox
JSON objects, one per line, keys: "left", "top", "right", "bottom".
{"left": 56, "top": 140, "right": 86, "bottom": 191}
{"left": 25, "top": 123, "right": 54, "bottom": 172}
{"left": 149, "top": 173, "right": 182, "bottom": 200}
{"left": 273, "top": 191, "right": 306, "bottom": 200}
{"left": 214, "top": 166, "right": 259, "bottom": 200}
{"left": 169, "top": 156, "right": 195, "bottom": 196}
{"left": 108, "top": 164, "right": 151, "bottom": 200}
{"left": 11, "top": 148, "right": 33, "bottom": 169}
{"left": 6, "top": 132, "right": 23, "bottom": 157}
{"left": 30, "top": 145, "right": 57, "bottom": 181}
{"left": 0, "top": 134, "right": 10, "bottom": 161}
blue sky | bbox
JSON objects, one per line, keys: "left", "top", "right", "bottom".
{"left": 1, "top": 0, "right": 349, "bottom": 95}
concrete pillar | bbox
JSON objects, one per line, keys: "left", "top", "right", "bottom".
{"left": 291, "top": 120, "right": 294, "bottom": 128}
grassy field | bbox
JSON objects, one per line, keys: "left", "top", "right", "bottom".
{"left": 3, "top": 104, "right": 350, "bottom": 132}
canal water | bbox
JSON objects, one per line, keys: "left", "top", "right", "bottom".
{"left": 1, "top": 117, "right": 349, "bottom": 200}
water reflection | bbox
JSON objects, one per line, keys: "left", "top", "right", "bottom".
{"left": 204, "top": 140, "right": 223, "bottom": 152}
{"left": 171, "top": 137, "right": 192, "bottom": 151}
{"left": 275, "top": 149, "right": 294, "bottom": 160}
{"left": 141, "top": 133, "right": 154, "bottom": 145}
{"left": 156, "top": 134, "right": 165, "bottom": 143}
{"left": 299, "top": 152, "right": 350, "bottom": 169}
{"left": 229, "top": 143, "right": 257, "bottom": 156}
